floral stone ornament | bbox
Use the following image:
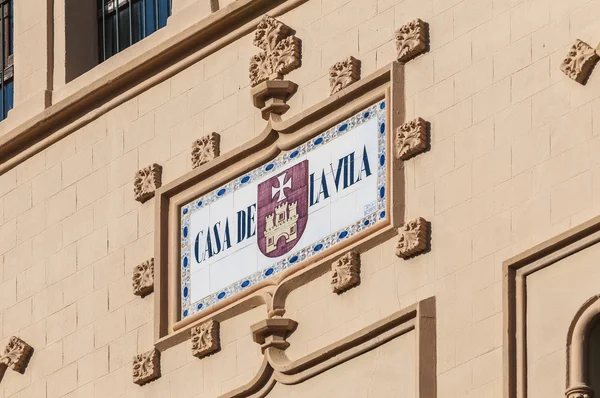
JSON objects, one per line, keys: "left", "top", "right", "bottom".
{"left": 191, "top": 320, "right": 220, "bottom": 358}
{"left": 249, "top": 15, "right": 301, "bottom": 119}
{"left": 191, "top": 133, "right": 220, "bottom": 169}
{"left": 329, "top": 56, "right": 360, "bottom": 95}
{"left": 132, "top": 258, "right": 154, "bottom": 297}
{"left": 331, "top": 251, "right": 360, "bottom": 293}
{"left": 395, "top": 18, "right": 428, "bottom": 62}
{"left": 560, "top": 39, "right": 599, "bottom": 84}
{"left": 134, "top": 163, "right": 162, "bottom": 203}
{"left": 132, "top": 349, "right": 160, "bottom": 386}
{"left": 395, "top": 117, "right": 427, "bottom": 160}
{"left": 396, "top": 217, "right": 429, "bottom": 258}
{"left": 0, "top": 336, "right": 33, "bottom": 380}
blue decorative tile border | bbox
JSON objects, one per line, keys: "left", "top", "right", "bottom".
{"left": 179, "top": 100, "right": 388, "bottom": 319}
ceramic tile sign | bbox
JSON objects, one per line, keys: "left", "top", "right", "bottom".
{"left": 180, "top": 100, "right": 387, "bottom": 318}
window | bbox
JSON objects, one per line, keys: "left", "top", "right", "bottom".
{"left": 98, "top": 0, "right": 171, "bottom": 62}
{"left": 0, "top": 0, "right": 13, "bottom": 121}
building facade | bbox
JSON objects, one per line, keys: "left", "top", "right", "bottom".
{"left": 0, "top": 0, "right": 600, "bottom": 397}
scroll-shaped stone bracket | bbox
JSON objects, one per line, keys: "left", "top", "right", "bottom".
{"left": 192, "top": 132, "right": 220, "bottom": 169}
{"left": 251, "top": 318, "right": 298, "bottom": 353}
{"left": 396, "top": 217, "right": 429, "bottom": 259}
{"left": 395, "top": 117, "right": 428, "bottom": 160}
{"left": 132, "top": 348, "right": 161, "bottom": 386}
{"left": 560, "top": 39, "right": 599, "bottom": 84}
{"left": 331, "top": 251, "right": 360, "bottom": 294}
{"left": 0, "top": 336, "right": 33, "bottom": 382}
{"left": 134, "top": 163, "right": 162, "bottom": 203}
{"left": 329, "top": 56, "right": 360, "bottom": 95}
{"left": 132, "top": 258, "right": 154, "bottom": 297}
{"left": 249, "top": 15, "right": 301, "bottom": 120}
{"left": 395, "top": 18, "right": 428, "bottom": 63}
{"left": 191, "top": 319, "right": 220, "bottom": 359}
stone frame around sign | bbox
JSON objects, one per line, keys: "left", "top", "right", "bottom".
{"left": 153, "top": 62, "right": 406, "bottom": 350}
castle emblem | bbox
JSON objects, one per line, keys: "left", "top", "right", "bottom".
{"left": 257, "top": 160, "right": 308, "bottom": 258}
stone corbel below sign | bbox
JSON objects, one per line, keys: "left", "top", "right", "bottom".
{"left": 132, "top": 258, "right": 154, "bottom": 297}
{"left": 249, "top": 15, "right": 301, "bottom": 120}
{"left": 395, "top": 18, "right": 429, "bottom": 63}
{"left": 329, "top": 56, "right": 360, "bottom": 95}
{"left": 134, "top": 163, "right": 162, "bottom": 203}
{"left": 152, "top": 61, "right": 432, "bottom": 355}
{"left": 132, "top": 348, "right": 160, "bottom": 386}
{"left": 0, "top": 336, "right": 33, "bottom": 382}
{"left": 560, "top": 39, "right": 600, "bottom": 84}
{"left": 331, "top": 251, "right": 360, "bottom": 293}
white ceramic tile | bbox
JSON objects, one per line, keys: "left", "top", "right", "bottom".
{"left": 209, "top": 245, "right": 258, "bottom": 293}
{"left": 307, "top": 172, "right": 331, "bottom": 214}
{"left": 189, "top": 206, "right": 211, "bottom": 274}
{"left": 299, "top": 206, "right": 331, "bottom": 248}
{"left": 330, "top": 191, "right": 357, "bottom": 232}
{"left": 190, "top": 266, "right": 210, "bottom": 303}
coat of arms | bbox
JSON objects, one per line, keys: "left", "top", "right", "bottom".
{"left": 257, "top": 160, "right": 308, "bottom": 258}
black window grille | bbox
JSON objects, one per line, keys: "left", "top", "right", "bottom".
{"left": 0, "top": 0, "right": 13, "bottom": 121}
{"left": 98, "top": 0, "right": 171, "bottom": 62}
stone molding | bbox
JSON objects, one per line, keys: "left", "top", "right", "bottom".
{"left": 396, "top": 217, "right": 429, "bottom": 258}
{"left": 564, "top": 296, "right": 600, "bottom": 398}
{"left": 154, "top": 63, "right": 408, "bottom": 350}
{"left": 221, "top": 298, "right": 436, "bottom": 397}
{"left": 249, "top": 16, "right": 301, "bottom": 88}
{"left": 330, "top": 251, "right": 360, "bottom": 293}
{"left": 134, "top": 164, "right": 162, "bottom": 203}
{"left": 395, "top": 117, "right": 427, "bottom": 160}
{"left": 192, "top": 133, "right": 221, "bottom": 169}
{"left": 503, "top": 215, "right": 600, "bottom": 398}
{"left": 329, "top": 56, "right": 360, "bottom": 95}
{"left": 132, "top": 348, "right": 161, "bottom": 386}
{"left": 191, "top": 320, "right": 220, "bottom": 358}
{"left": 395, "top": 18, "right": 428, "bottom": 63}
{"left": 132, "top": 258, "right": 154, "bottom": 297}
{"left": 0, "top": 336, "right": 33, "bottom": 381}
{"left": 560, "top": 39, "right": 599, "bottom": 84}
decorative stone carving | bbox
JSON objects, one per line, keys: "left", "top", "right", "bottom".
{"left": 132, "top": 349, "right": 160, "bottom": 386}
{"left": 132, "top": 258, "right": 154, "bottom": 297}
{"left": 395, "top": 117, "right": 427, "bottom": 160}
{"left": 331, "top": 251, "right": 360, "bottom": 293}
{"left": 191, "top": 320, "right": 220, "bottom": 358}
{"left": 191, "top": 133, "right": 220, "bottom": 169}
{"left": 329, "top": 56, "right": 360, "bottom": 95}
{"left": 565, "top": 388, "right": 592, "bottom": 398}
{"left": 395, "top": 19, "right": 428, "bottom": 62}
{"left": 396, "top": 217, "right": 429, "bottom": 258}
{"left": 0, "top": 337, "right": 33, "bottom": 374}
{"left": 134, "top": 164, "right": 162, "bottom": 203}
{"left": 249, "top": 16, "right": 301, "bottom": 120}
{"left": 560, "top": 39, "right": 599, "bottom": 84}
{"left": 249, "top": 16, "right": 300, "bottom": 87}
{"left": 251, "top": 318, "right": 298, "bottom": 352}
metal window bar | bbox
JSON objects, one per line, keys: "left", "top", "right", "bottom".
{"left": 99, "top": 0, "right": 170, "bottom": 62}
{"left": 0, "top": 0, "right": 13, "bottom": 120}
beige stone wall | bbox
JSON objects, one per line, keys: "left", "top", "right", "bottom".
{"left": 1, "top": 0, "right": 600, "bottom": 397}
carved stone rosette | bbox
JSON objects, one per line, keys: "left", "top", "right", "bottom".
{"left": 132, "top": 258, "right": 154, "bottom": 297}
{"left": 191, "top": 320, "right": 220, "bottom": 359}
{"left": 191, "top": 133, "right": 220, "bottom": 169}
{"left": 0, "top": 337, "right": 33, "bottom": 375}
{"left": 132, "top": 349, "right": 160, "bottom": 386}
{"left": 331, "top": 251, "right": 360, "bottom": 293}
{"left": 329, "top": 56, "right": 360, "bottom": 95}
{"left": 134, "top": 164, "right": 162, "bottom": 203}
{"left": 395, "top": 19, "right": 428, "bottom": 62}
{"left": 396, "top": 117, "right": 427, "bottom": 160}
{"left": 560, "top": 39, "right": 599, "bottom": 84}
{"left": 249, "top": 16, "right": 301, "bottom": 120}
{"left": 396, "top": 217, "right": 429, "bottom": 258}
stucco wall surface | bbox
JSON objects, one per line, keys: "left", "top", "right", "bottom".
{"left": 0, "top": 0, "right": 599, "bottom": 397}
